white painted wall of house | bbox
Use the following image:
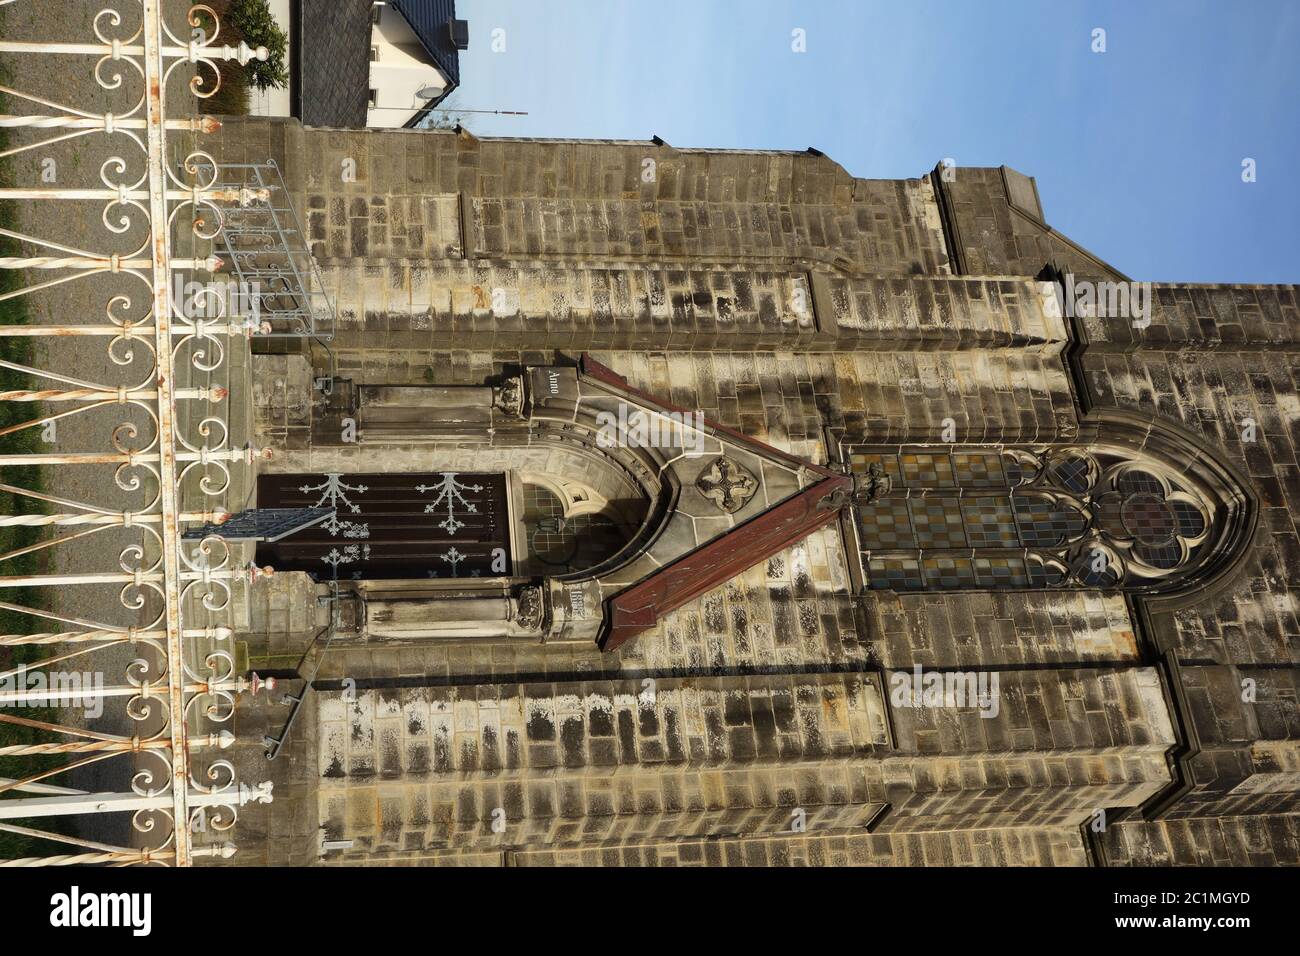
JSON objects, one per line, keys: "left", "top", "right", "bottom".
{"left": 366, "top": 1, "right": 450, "bottom": 128}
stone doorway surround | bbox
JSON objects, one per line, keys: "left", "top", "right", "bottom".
{"left": 254, "top": 354, "right": 852, "bottom": 650}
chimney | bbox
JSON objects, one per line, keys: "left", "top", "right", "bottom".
{"left": 448, "top": 19, "right": 470, "bottom": 50}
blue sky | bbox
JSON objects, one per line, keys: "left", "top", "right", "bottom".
{"left": 451, "top": 0, "right": 1299, "bottom": 284}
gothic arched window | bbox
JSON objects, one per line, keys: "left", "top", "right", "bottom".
{"left": 846, "top": 435, "right": 1245, "bottom": 595}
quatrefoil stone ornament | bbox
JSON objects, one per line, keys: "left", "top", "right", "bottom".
{"left": 696, "top": 456, "right": 759, "bottom": 514}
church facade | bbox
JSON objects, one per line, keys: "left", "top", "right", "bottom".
{"left": 213, "top": 118, "right": 1300, "bottom": 866}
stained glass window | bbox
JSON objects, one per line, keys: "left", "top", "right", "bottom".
{"left": 846, "top": 445, "right": 1215, "bottom": 593}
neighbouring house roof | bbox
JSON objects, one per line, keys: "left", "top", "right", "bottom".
{"left": 295, "top": 0, "right": 373, "bottom": 128}
{"left": 295, "top": 0, "right": 464, "bottom": 129}
{"left": 387, "top": 0, "right": 463, "bottom": 127}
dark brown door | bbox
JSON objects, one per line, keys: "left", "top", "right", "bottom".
{"left": 255, "top": 472, "right": 512, "bottom": 580}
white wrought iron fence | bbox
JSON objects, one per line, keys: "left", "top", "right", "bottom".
{"left": 0, "top": 1, "right": 283, "bottom": 865}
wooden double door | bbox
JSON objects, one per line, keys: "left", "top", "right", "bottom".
{"left": 255, "top": 472, "right": 511, "bottom": 580}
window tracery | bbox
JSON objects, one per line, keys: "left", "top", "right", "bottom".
{"left": 848, "top": 442, "right": 1227, "bottom": 593}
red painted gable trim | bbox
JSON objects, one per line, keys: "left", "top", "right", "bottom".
{"left": 599, "top": 473, "right": 851, "bottom": 651}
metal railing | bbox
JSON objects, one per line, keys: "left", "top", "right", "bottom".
{"left": 0, "top": 1, "right": 278, "bottom": 865}
{"left": 197, "top": 158, "right": 335, "bottom": 341}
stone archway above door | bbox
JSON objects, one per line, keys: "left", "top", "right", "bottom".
{"left": 260, "top": 354, "right": 853, "bottom": 651}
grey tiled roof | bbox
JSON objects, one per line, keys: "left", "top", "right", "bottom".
{"left": 296, "top": 0, "right": 372, "bottom": 129}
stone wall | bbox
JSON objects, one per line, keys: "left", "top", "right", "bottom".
{"left": 214, "top": 118, "right": 1300, "bottom": 866}
{"left": 1081, "top": 330, "right": 1300, "bottom": 838}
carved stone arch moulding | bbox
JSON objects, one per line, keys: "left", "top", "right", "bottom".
{"left": 845, "top": 410, "right": 1255, "bottom": 602}
{"left": 554, "top": 356, "right": 850, "bottom": 650}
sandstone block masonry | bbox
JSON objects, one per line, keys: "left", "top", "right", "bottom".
{"left": 211, "top": 118, "right": 1300, "bottom": 867}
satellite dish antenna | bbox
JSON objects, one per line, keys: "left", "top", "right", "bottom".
{"left": 416, "top": 85, "right": 443, "bottom": 100}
